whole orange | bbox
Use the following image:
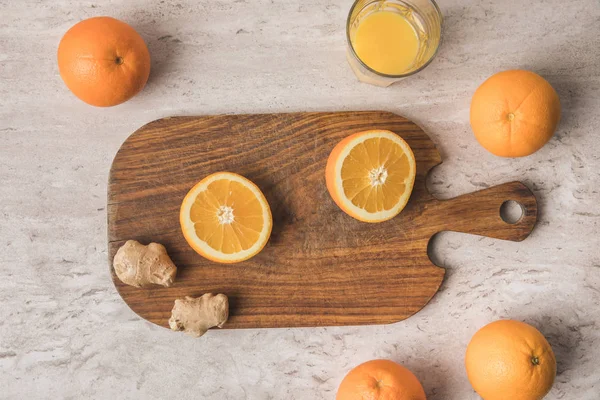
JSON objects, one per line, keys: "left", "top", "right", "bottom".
{"left": 336, "top": 359, "right": 426, "bottom": 400}
{"left": 57, "top": 16, "right": 151, "bottom": 107}
{"left": 465, "top": 320, "right": 556, "bottom": 400}
{"left": 470, "top": 70, "right": 560, "bottom": 157}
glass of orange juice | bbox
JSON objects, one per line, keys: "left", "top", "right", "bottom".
{"left": 346, "top": 0, "right": 443, "bottom": 87}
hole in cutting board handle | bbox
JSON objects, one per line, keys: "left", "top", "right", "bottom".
{"left": 500, "top": 200, "right": 524, "bottom": 224}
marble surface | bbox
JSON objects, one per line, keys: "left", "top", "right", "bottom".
{"left": 1, "top": 0, "right": 599, "bottom": 398}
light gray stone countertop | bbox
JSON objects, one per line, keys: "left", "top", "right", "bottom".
{"left": 1, "top": 0, "right": 599, "bottom": 399}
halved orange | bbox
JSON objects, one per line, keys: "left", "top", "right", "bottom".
{"left": 326, "top": 130, "right": 416, "bottom": 223}
{"left": 180, "top": 172, "right": 272, "bottom": 263}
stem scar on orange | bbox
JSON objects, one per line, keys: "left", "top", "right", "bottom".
{"left": 465, "top": 319, "right": 556, "bottom": 400}
{"left": 470, "top": 70, "right": 561, "bottom": 157}
{"left": 57, "top": 16, "right": 151, "bottom": 107}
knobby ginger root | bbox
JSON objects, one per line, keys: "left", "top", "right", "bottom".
{"left": 113, "top": 240, "right": 177, "bottom": 288}
{"left": 169, "top": 293, "right": 229, "bottom": 337}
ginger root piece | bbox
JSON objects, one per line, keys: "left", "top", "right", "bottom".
{"left": 113, "top": 240, "right": 177, "bottom": 288}
{"left": 169, "top": 293, "right": 229, "bottom": 338}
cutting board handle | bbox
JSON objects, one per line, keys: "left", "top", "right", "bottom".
{"left": 427, "top": 181, "right": 537, "bottom": 241}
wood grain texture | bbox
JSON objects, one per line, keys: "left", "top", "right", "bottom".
{"left": 107, "top": 111, "right": 537, "bottom": 329}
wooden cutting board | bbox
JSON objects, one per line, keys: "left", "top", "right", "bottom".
{"left": 108, "top": 111, "right": 537, "bottom": 329}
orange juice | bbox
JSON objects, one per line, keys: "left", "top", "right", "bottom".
{"left": 346, "top": 0, "right": 442, "bottom": 86}
{"left": 352, "top": 11, "right": 419, "bottom": 75}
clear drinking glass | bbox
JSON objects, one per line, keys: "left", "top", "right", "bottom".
{"left": 346, "top": 0, "right": 443, "bottom": 87}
